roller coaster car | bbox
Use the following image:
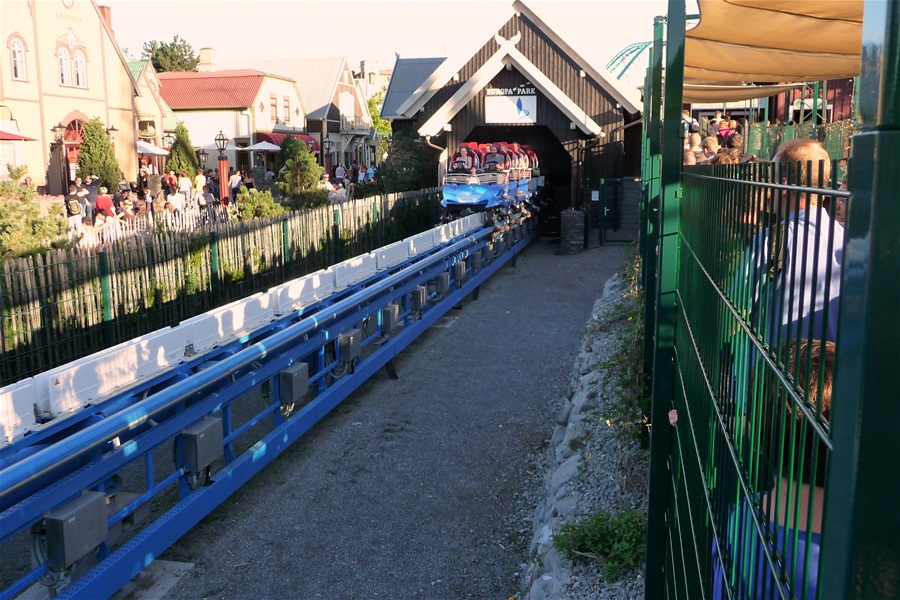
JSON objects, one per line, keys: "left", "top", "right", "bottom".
{"left": 441, "top": 142, "right": 543, "bottom": 221}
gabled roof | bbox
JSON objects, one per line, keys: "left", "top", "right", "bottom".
{"left": 418, "top": 34, "right": 603, "bottom": 138}
{"left": 381, "top": 57, "right": 447, "bottom": 120}
{"left": 395, "top": 1, "right": 641, "bottom": 119}
{"left": 127, "top": 60, "right": 148, "bottom": 83}
{"left": 224, "top": 57, "right": 347, "bottom": 120}
{"left": 158, "top": 70, "right": 268, "bottom": 110}
{"left": 511, "top": 1, "right": 640, "bottom": 113}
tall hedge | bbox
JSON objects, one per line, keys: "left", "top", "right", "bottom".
{"left": 165, "top": 122, "right": 199, "bottom": 177}
{"left": 76, "top": 117, "right": 121, "bottom": 190}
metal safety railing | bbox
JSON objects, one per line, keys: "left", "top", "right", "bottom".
{"left": 642, "top": 1, "right": 900, "bottom": 599}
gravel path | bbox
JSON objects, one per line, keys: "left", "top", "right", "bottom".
{"left": 160, "top": 240, "right": 630, "bottom": 600}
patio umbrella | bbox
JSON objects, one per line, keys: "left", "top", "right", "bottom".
{"left": 136, "top": 140, "right": 169, "bottom": 156}
{"left": 198, "top": 142, "right": 243, "bottom": 152}
{"left": 241, "top": 141, "right": 282, "bottom": 152}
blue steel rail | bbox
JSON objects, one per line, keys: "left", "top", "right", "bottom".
{"left": 0, "top": 220, "right": 536, "bottom": 599}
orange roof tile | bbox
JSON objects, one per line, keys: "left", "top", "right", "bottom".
{"left": 158, "top": 70, "right": 267, "bottom": 110}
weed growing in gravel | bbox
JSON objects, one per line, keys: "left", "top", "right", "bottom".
{"left": 595, "top": 253, "right": 649, "bottom": 445}
{"left": 552, "top": 508, "right": 646, "bottom": 581}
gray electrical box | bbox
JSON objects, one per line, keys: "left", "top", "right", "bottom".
{"left": 410, "top": 286, "right": 427, "bottom": 311}
{"left": 340, "top": 328, "right": 362, "bottom": 362}
{"left": 45, "top": 491, "right": 107, "bottom": 569}
{"left": 470, "top": 251, "right": 481, "bottom": 273}
{"left": 279, "top": 362, "right": 309, "bottom": 405}
{"left": 381, "top": 304, "right": 400, "bottom": 334}
{"left": 436, "top": 272, "right": 451, "bottom": 294}
{"left": 453, "top": 261, "right": 466, "bottom": 283}
{"left": 182, "top": 417, "right": 223, "bottom": 474}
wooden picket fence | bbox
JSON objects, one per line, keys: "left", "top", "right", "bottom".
{"left": 0, "top": 189, "right": 441, "bottom": 386}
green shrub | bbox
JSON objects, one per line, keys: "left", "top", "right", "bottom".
{"left": 165, "top": 122, "right": 199, "bottom": 177}
{"left": 553, "top": 509, "right": 646, "bottom": 582}
{"left": 76, "top": 117, "right": 121, "bottom": 190}
{"left": 232, "top": 187, "right": 284, "bottom": 221}
{"left": 0, "top": 182, "right": 69, "bottom": 259}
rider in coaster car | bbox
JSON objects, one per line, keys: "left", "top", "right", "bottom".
{"left": 484, "top": 145, "right": 507, "bottom": 171}
{"left": 451, "top": 147, "right": 475, "bottom": 173}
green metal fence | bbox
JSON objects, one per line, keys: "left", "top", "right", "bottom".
{"left": 0, "top": 189, "right": 441, "bottom": 387}
{"left": 746, "top": 121, "right": 854, "bottom": 163}
{"left": 643, "top": 1, "right": 900, "bottom": 599}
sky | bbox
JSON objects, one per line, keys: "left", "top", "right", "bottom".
{"left": 103, "top": 0, "right": 669, "bottom": 78}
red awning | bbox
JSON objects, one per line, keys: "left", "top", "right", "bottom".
{"left": 0, "top": 131, "right": 35, "bottom": 141}
{"left": 256, "top": 132, "right": 319, "bottom": 152}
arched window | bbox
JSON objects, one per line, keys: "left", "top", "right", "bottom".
{"left": 10, "top": 38, "right": 26, "bottom": 81}
{"left": 74, "top": 50, "right": 87, "bottom": 88}
{"left": 58, "top": 47, "right": 71, "bottom": 86}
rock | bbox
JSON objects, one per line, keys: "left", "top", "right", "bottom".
{"left": 528, "top": 574, "right": 567, "bottom": 600}
{"left": 550, "top": 454, "right": 581, "bottom": 489}
{"left": 555, "top": 401, "right": 572, "bottom": 425}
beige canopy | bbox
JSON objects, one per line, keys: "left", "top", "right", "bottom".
{"left": 682, "top": 82, "right": 806, "bottom": 103}
{"left": 684, "top": 0, "right": 864, "bottom": 84}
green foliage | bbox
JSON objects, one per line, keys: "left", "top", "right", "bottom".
{"left": 76, "top": 118, "right": 121, "bottom": 190}
{"left": 275, "top": 143, "right": 325, "bottom": 207}
{"left": 276, "top": 136, "right": 304, "bottom": 174}
{"left": 373, "top": 132, "right": 440, "bottom": 193}
{"left": 6, "top": 164, "right": 28, "bottom": 183}
{"left": 165, "top": 122, "right": 199, "bottom": 177}
{"left": 591, "top": 253, "right": 649, "bottom": 443}
{"left": 142, "top": 36, "right": 198, "bottom": 72}
{"left": 0, "top": 182, "right": 69, "bottom": 259}
{"left": 553, "top": 509, "right": 646, "bottom": 582}
{"left": 231, "top": 187, "right": 285, "bottom": 221}
{"left": 283, "top": 189, "right": 328, "bottom": 211}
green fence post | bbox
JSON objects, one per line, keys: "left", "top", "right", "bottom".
{"left": 281, "top": 217, "right": 290, "bottom": 278}
{"left": 644, "top": 2, "right": 686, "bottom": 598}
{"left": 332, "top": 207, "right": 342, "bottom": 263}
{"left": 98, "top": 251, "right": 115, "bottom": 347}
{"left": 210, "top": 231, "right": 221, "bottom": 305}
{"left": 821, "top": 0, "right": 900, "bottom": 596}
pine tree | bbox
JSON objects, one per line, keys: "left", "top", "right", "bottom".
{"left": 276, "top": 142, "right": 325, "bottom": 207}
{"left": 76, "top": 118, "right": 121, "bottom": 190}
{"left": 165, "top": 122, "right": 199, "bottom": 177}
{"left": 142, "top": 36, "right": 199, "bottom": 72}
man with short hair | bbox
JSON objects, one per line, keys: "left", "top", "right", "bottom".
{"left": 65, "top": 184, "right": 83, "bottom": 235}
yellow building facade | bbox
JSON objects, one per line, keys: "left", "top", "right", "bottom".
{"left": 0, "top": 0, "right": 147, "bottom": 194}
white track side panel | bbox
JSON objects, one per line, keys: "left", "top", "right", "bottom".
{"left": 271, "top": 267, "right": 335, "bottom": 316}
{"left": 332, "top": 252, "right": 377, "bottom": 290}
{"left": 2, "top": 220, "right": 490, "bottom": 443}
{"left": 407, "top": 230, "right": 435, "bottom": 256}
{"left": 376, "top": 241, "right": 410, "bottom": 271}
{"left": 0, "top": 379, "right": 36, "bottom": 444}
{"left": 181, "top": 292, "right": 276, "bottom": 356}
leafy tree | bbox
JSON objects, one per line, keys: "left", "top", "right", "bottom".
{"left": 76, "top": 117, "right": 120, "bottom": 190}
{"left": 142, "top": 36, "right": 198, "bottom": 72}
{"left": 275, "top": 143, "right": 327, "bottom": 209}
{"left": 0, "top": 182, "right": 69, "bottom": 259}
{"left": 276, "top": 136, "right": 304, "bottom": 175}
{"left": 372, "top": 132, "right": 440, "bottom": 193}
{"left": 367, "top": 88, "right": 392, "bottom": 162}
{"left": 231, "top": 188, "right": 285, "bottom": 221}
{"left": 165, "top": 122, "right": 199, "bottom": 177}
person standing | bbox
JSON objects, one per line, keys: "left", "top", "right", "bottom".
{"left": 366, "top": 164, "right": 376, "bottom": 181}
{"left": 194, "top": 170, "right": 207, "bottom": 195}
{"left": 94, "top": 186, "right": 116, "bottom": 218}
{"left": 228, "top": 168, "right": 243, "bottom": 200}
{"left": 335, "top": 163, "right": 346, "bottom": 183}
{"left": 64, "top": 185, "right": 83, "bottom": 235}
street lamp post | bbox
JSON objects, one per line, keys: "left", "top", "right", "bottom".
{"left": 323, "top": 139, "right": 334, "bottom": 171}
{"left": 197, "top": 148, "right": 209, "bottom": 173}
{"left": 106, "top": 125, "right": 118, "bottom": 146}
{"left": 163, "top": 133, "right": 176, "bottom": 149}
{"left": 214, "top": 131, "right": 229, "bottom": 203}
{"left": 52, "top": 122, "right": 66, "bottom": 194}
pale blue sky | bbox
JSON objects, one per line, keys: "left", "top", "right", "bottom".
{"left": 103, "top": 0, "right": 669, "bottom": 76}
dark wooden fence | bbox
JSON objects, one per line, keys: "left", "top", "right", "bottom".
{"left": 0, "top": 189, "right": 441, "bottom": 386}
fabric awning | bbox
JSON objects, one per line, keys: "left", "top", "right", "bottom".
{"left": 685, "top": 0, "right": 864, "bottom": 84}
{"left": 682, "top": 83, "right": 806, "bottom": 103}
{"left": 136, "top": 140, "right": 169, "bottom": 156}
{"left": 0, "top": 131, "right": 35, "bottom": 141}
{"left": 256, "top": 131, "right": 320, "bottom": 152}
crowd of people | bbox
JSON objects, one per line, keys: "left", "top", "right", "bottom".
{"left": 319, "top": 161, "right": 377, "bottom": 204}
{"left": 671, "top": 137, "right": 847, "bottom": 598}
